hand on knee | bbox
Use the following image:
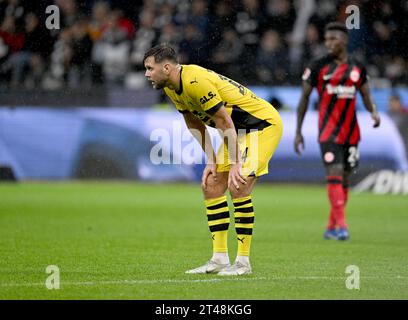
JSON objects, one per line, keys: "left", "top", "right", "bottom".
{"left": 202, "top": 172, "right": 228, "bottom": 199}
{"left": 228, "top": 184, "right": 249, "bottom": 199}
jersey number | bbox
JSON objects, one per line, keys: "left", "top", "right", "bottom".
{"left": 217, "top": 74, "right": 246, "bottom": 96}
{"left": 347, "top": 146, "right": 359, "bottom": 168}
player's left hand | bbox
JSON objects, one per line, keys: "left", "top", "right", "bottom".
{"left": 294, "top": 133, "right": 305, "bottom": 155}
{"left": 228, "top": 162, "right": 247, "bottom": 190}
{"left": 201, "top": 164, "right": 217, "bottom": 189}
{"left": 371, "top": 111, "right": 381, "bottom": 128}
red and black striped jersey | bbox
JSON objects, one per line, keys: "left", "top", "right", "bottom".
{"left": 302, "top": 55, "right": 368, "bottom": 145}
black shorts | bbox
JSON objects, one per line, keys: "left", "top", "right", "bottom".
{"left": 319, "top": 142, "right": 360, "bottom": 171}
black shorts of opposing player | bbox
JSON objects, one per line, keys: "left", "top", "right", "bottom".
{"left": 320, "top": 142, "right": 360, "bottom": 171}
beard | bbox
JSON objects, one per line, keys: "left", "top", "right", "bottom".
{"left": 150, "top": 80, "right": 165, "bottom": 90}
{"left": 153, "top": 82, "right": 164, "bottom": 90}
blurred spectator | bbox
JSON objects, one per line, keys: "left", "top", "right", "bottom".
{"left": 0, "top": 0, "right": 407, "bottom": 89}
{"left": 88, "top": 1, "right": 111, "bottom": 84}
{"left": 44, "top": 28, "right": 73, "bottom": 89}
{"left": 256, "top": 29, "right": 289, "bottom": 85}
{"left": 188, "top": 0, "right": 209, "bottom": 37}
{"left": 264, "top": 0, "right": 296, "bottom": 37}
{"left": 0, "top": 15, "right": 24, "bottom": 85}
{"left": 0, "top": 15, "right": 23, "bottom": 56}
{"left": 96, "top": 10, "right": 131, "bottom": 84}
{"left": 68, "top": 17, "right": 93, "bottom": 88}
{"left": 207, "top": 0, "right": 237, "bottom": 52}
{"left": 129, "top": 7, "right": 157, "bottom": 72}
{"left": 212, "top": 28, "right": 243, "bottom": 79}
{"left": 154, "top": 2, "right": 175, "bottom": 30}
{"left": 88, "top": 1, "right": 110, "bottom": 42}
{"left": 4, "top": 12, "right": 52, "bottom": 88}
{"left": 0, "top": 0, "right": 26, "bottom": 29}
{"left": 179, "top": 24, "right": 204, "bottom": 65}
{"left": 157, "top": 22, "right": 182, "bottom": 49}
{"left": 235, "top": 0, "right": 265, "bottom": 83}
{"left": 183, "top": 0, "right": 209, "bottom": 64}
{"left": 113, "top": 8, "right": 135, "bottom": 40}
{"left": 302, "top": 23, "right": 325, "bottom": 67}
{"left": 55, "top": 0, "right": 81, "bottom": 28}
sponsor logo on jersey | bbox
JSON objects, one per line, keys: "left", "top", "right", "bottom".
{"left": 199, "top": 91, "right": 217, "bottom": 104}
{"left": 326, "top": 84, "right": 356, "bottom": 99}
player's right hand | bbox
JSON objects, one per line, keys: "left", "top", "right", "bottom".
{"left": 201, "top": 164, "right": 217, "bottom": 189}
{"left": 228, "top": 162, "right": 246, "bottom": 190}
{"left": 294, "top": 133, "right": 305, "bottom": 156}
{"left": 371, "top": 111, "right": 381, "bottom": 128}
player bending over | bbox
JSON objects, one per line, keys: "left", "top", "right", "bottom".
{"left": 144, "top": 44, "right": 282, "bottom": 275}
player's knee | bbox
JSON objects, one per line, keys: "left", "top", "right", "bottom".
{"left": 228, "top": 183, "right": 250, "bottom": 199}
{"left": 203, "top": 174, "right": 217, "bottom": 189}
{"left": 203, "top": 187, "right": 226, "bottom": 199}
{"left": 202, "top": 176, "right": 227, "bottom": 199}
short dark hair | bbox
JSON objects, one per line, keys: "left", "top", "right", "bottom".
{"left": 325, "top": 22, "right": 349, "bottom": 35}
{"left": 143, "top": 44, "right": 178, "bottom": 64}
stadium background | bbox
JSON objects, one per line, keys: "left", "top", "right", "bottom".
{"left": 1, "top": 0, "right": 408, "bottom": 300}
{"left": 1, "top": 0, "right": 408, "bottom": 187}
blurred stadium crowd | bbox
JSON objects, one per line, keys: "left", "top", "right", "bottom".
{"left": 0, "top": 0, "right": 407, "bottom": 90}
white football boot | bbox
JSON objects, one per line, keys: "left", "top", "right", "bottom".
{"left": 185, "top": 260, "right": 231, "bottom": 274}
{"left": 217, "top": 261, "right": 252, "bottom": 276}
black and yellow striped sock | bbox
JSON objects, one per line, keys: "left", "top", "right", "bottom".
{"left": 233, "top": 196, "right": 254, "bottom": 256}
{"left": 204, "top": 196, "right": 230, "bottom": 253}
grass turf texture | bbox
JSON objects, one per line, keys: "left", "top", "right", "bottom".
{"left": 0, "top": 182, "right": 407, "bottom": 299}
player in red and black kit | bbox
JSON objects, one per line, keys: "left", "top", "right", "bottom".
{"left": 294, "top": 22, "right": 381, "bottom": 240}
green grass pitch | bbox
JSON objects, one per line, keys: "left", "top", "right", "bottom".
{"left": 0, "top": 182, "right": 407, "bottom": 299}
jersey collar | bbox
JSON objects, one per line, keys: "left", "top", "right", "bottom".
{"left": 175, "top": 66, "right": 183, "bottom": 95}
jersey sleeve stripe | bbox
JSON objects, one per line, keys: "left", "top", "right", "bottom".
{"left": 205, "top": 101, "right": 224, "bottom": 116}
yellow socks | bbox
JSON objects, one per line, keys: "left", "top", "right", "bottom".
{"left": 233, "top": 196, "right": 254, "bottom": 256}
{"left": 205, "top": 196, "right": 230, "bottom": 253}
{"left": 205, "top": 195, "right": 255, "bottom": 259}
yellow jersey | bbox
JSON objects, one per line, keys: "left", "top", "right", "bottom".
{"left": 164, "top": 64, "right": 280, "bottom": 131}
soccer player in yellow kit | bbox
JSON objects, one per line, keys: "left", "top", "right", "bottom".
{"left": 144, "top": 44, "right": 282, "bottom": 275}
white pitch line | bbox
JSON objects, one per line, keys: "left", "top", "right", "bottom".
{"left": 274, "top": 275, "right": 408, "bottom": 280}
{"left": 1, "top": 275, "right": 407, "bottom": 288}
{"left": 0, "top": 277, "right": 268, "bottom": 288}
